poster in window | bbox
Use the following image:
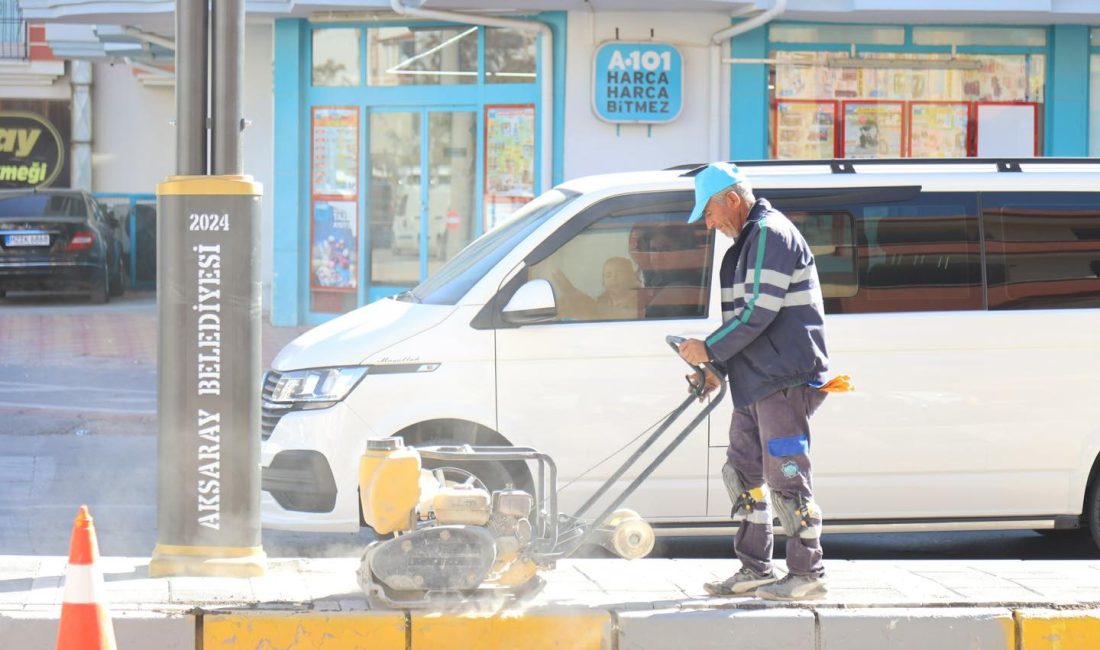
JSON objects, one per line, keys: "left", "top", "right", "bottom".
{"left": 311, "top": 200, "right": 358, "bottom": 291}
{"left": 842, "top": 102, "right": 904, "bottom": 158}
{"left": 311, "top": 107, "right": 359, "bottom": 197}
{"left": 484, "top": 105, "right": 535, "bottom": 231}
{"left": 774, "top": 101, "right": 837, "bottom": 159}
{"left": 909, "top": 103, "right": 970, "bottom": 158}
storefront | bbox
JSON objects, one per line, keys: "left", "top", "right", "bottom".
{"left": 766, "top": 25, "right": 1050, "bottom": 159}
{"left": 16, "top": 1, "right": 1100, "bottom": 326}
{"left": 272, "top": 15, "right": 565, "bottom": 323}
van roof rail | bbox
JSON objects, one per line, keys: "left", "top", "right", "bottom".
{"left": 676, "top": 158, "right": 1100, "bottom": 177}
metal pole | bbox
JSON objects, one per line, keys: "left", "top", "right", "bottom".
{"left": 175, "top": 0, "right": 208, "bottom": 175}
{"left": 211, "top": 0, "right": 244, "bottom": 175}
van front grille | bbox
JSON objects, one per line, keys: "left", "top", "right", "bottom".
{"left": 261, "top": 371, "right": 291, "bottom": 440}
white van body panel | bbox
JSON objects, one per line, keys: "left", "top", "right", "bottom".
{"left": 704, "top": 309, "right": 1100, "bottom": 520}
{"left": 262, "top": 304, "right": 497, "bottom": 532}
{"left": 271, "top": 298, "right": 454, "bottom": 370}
{"left": 263, "top": 163, "right": 1100, "bottom": 536}
{"left": 260, "top": 401, "right": 373, "bottom": 531}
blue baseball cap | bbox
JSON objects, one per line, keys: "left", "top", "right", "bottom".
{"left": 687, "top": 162, "right": 747, "bottom": 224}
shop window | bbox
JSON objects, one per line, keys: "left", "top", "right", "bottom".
{"left": 770, "top": 51, "right": 1045, "bottom": 159}
{"left": 769, "top": 24, "right": 904, "bottom": 46}
{"left": 485, "top": 28, "right": 537, "bottom": 84}
{"left": 816, "top": 193, "right": 982, "bottom": 315}
{"left": 369, "top": 111, "right": 421, "bottom": 286}
{"left": 528, "top": 194, "right": 714, "bottom": 322}
{"left": 911, "top": 27, "right": 1046, "bottom": 48}
{"left": 312, "top": 29, "right": 360, "bottom": 86}
{"left": 983, "top": 193, "right": 1100, "bottom": 310}
{"left": 367, "top": 26, "right": 477, "bottom": 86}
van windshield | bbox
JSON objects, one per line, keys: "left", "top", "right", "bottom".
{"left": 406, "top": 189, "right": 578, "bottom": 305}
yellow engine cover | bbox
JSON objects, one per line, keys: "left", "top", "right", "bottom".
{"left": 359, "top": 438, "right": 421, "bottom": 535}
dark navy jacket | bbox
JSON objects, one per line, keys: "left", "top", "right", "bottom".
{"left": 706, "top": 198, "right": 829, "bottom": 407}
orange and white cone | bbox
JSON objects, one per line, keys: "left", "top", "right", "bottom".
{"left": 56, "top": 505, "right": 117, "bottom": 650}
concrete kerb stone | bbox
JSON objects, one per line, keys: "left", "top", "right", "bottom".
{"left": 817, "top": 607, "right": 1016, "bottom": 650}
{"left": 0, "top": 607, "right": 196, "bottom": 650}
{"left": 617, "top": 607, "right": 816, "bottom": 650}
{"left": 1015, "top": 608, "right": 1100, "bottom": 649}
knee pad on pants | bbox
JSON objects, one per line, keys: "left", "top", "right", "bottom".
{"left": 722, "top": 462, "right": 771, "bottom": 525}
{"left": 772, "top": 491, "right": 822, "bottom": 540}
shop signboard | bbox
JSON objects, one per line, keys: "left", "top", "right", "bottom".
{"left": 0, "top": 110, "right": 66, "bottom": 188}
{"left": 592, "top": 42, "right": 683, "bottom": 124}
{"left": 484, "top": 104, "right": 535, "bottom": 231}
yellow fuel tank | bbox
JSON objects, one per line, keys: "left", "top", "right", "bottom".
{"left": 359, "top": 437, "right": 421, "bottom": 535}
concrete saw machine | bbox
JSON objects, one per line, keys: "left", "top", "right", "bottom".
{"left": 356, "top": 335, "right": 725, "bottom": 607}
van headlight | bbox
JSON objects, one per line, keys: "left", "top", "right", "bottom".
{"left": 270, "top": 367, "right": 367, "bottom": 407}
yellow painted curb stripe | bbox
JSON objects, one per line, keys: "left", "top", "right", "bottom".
{"left": 1018, "top": 610, "right": 1100, "bottom": 649}
{"left": 412, "top": 611, "right": 613, "bottom": 650}
{"left": 203, "top": 612, "right": 406, "bottom": 649}
{"left": 156, "top": 175, "right": 263, "bottom": 196}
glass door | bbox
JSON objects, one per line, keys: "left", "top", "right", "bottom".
{"left": 367, "top": 108, "right": 478, "bottom": 292}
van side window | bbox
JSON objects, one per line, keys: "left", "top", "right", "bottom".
{"left": 790, "top": 192, "right": 981, "bottom": 314}
{"left": 785, "top": 211, "right": 858, "bottom": 300}
{"left": 983, "top": 192, "right": 1100, "bottom": 310}
{"left": 527, "top": 194, "right": 714, "bottom": 322}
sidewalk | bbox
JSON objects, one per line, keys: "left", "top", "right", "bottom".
{"left": 2, "top": 555, "right": 1100, "bottom": 649}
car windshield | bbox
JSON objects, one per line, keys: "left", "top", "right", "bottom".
{"left": 407, "top": 189, "right": 578, "bottom": 305}
{"left": 0, "top": 194, "right": 85, "bottom": 218}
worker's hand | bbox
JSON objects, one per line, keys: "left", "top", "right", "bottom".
{"left": 686, "top": 367, "right": 722, "bottom": 402}
{"left": 678, "top": 338, "right": 710, "bottom": 366}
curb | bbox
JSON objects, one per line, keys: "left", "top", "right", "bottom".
{"left": 5, "top": 605, "right": 1100, "bottom": 648}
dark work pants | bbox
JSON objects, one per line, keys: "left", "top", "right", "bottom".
{"left": 727, "top": 385, "right": 827, "bottom": 576}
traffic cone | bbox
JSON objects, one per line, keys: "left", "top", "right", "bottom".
{"left": 56, "top": 505, "right": 117, "bottom": 650}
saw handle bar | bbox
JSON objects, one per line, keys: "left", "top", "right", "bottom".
{"left": 665, "top": 334, "right": 723, "bottom": 400}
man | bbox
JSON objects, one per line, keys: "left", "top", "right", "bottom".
{"left": 678, "top": 162, "right": 830, "bottom": 601}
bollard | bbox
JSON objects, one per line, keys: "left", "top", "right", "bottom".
{"left": 149, "top": 175, "right": 266, "bottom": 578}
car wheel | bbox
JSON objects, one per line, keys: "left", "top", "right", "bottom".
{"left": 109, "top": 255, "right": 127, "bottom": 297}
{"left": 89, "top": 264, "right": 109, "bottom": 304}
{"left": 1086, "top": 475, "right": 1100, "bottom": 552}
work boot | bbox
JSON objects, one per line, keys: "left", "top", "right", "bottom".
{"left": 755, "top": 572, "right": 827, "bottom": 601}
{"left": 703, "top": 567, "right": 779, "bottom": 596}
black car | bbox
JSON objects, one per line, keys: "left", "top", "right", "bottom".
{"left": 0, "top": 189, "right": 128, "bottom": 303}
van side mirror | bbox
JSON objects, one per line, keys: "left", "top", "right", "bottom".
{"left": 502, "top": 279, "right": 557, "bottom": 324}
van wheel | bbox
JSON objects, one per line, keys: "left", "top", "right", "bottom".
{"left": 420, "top": 450, "right": 514, "bottom": 495}
{"left": 1085, "top": 477, "right": 1100, "bottom": 552}
{"left": 1082, "top": 469, "right": 1100, "bottom": 552}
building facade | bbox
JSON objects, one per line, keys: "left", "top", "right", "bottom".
{"left": 15, "top": 0, "right": 1100, "bottom": 324}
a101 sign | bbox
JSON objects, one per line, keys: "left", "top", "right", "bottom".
{"left": 593, "top": 42, "right": 684, "bottom": 124}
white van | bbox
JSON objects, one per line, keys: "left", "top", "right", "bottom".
{"left": 261, "top": 159, "right": 1100, "bottom": 548}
